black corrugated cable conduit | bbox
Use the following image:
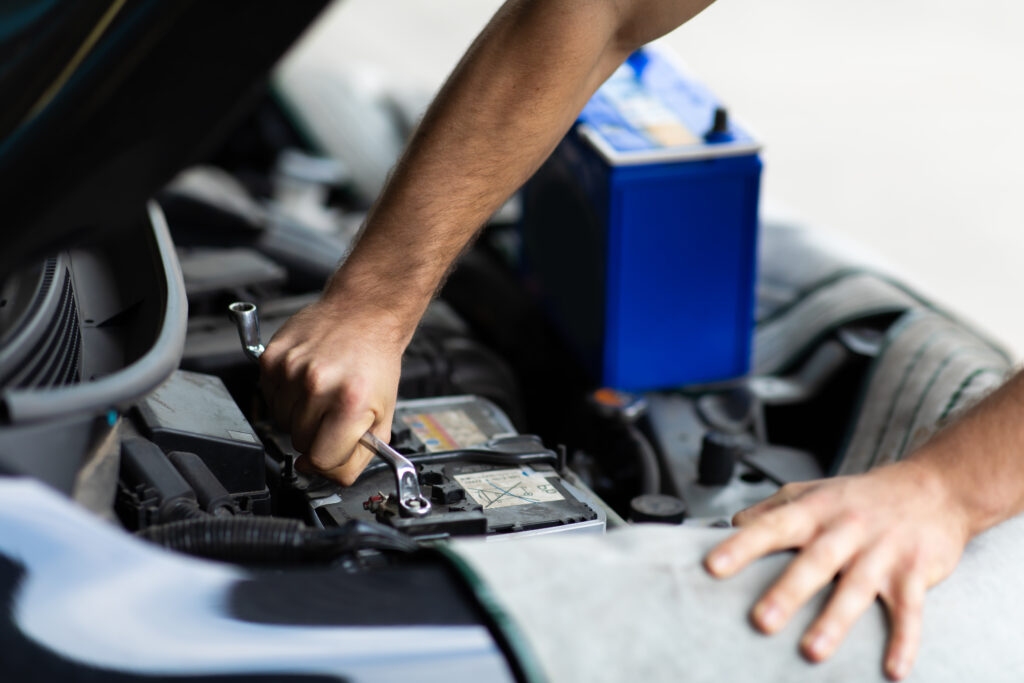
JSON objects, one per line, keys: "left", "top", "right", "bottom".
{"left": 138, "top": 517, "right": 419, "bottom": 563}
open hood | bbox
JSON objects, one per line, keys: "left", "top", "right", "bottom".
{"left": 0, "top": 0, "right": 331, "bottom": 279}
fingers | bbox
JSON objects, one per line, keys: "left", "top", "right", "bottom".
{"left": 289, "top": 391, "right": 330, "bottom": 454}
{"left": 313, "top": 446, "right": 375, "bottom": 485}
{"left": 798, "top": 548, "right": 889, "bottom": 663}
{"left": 705, "top": 503, "right": 818, "bottom": 578}
{"left": 731, "top": 497, "right": 785, "bottom": 527}
{"left": 797, "top": 551, "right": 923, "bottom": 681}
{"left": 304, "top": 398, "right": 397, "bottom": 486}
{"left": 732, "top": 482, "right": 814, "bottom": 527}
{"left": 259, "top": 343, "right": 301, "bottom": 430}
{"left": 882, "top": 575, "right": 925, "bottom": 681}
{"left": 323, "top": 413, "right": 396, "bottom": 487}
{"left": 305, "top": 388, "right": 377, "bottom": 485}
{"left": 750, "top": 527, "right": 863, "bottom": 635}
{"left": 733, "top": 481, "right": 817, "bottom": 527}
{"left": 258, "top": 340, "right": 286, "bottom": 407}
{"left": 265, "top": 349, "right": 331, "bottom": 453}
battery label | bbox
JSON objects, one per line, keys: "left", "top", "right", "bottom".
{"left": 454, "top": 468, "right": 565, "bottom": 509}
{"left": 602, "top": 69, "right": 698, "bottom": 149}
{"left": 402, "top": 409, "right": 489, "bottom": 452}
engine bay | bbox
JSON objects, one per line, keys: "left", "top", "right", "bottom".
{"left": 4, "top": 5, "right": 1018, "bottom": 681}
{"left": 1, "top": 91, "right": 1008, "bottom": 573}
{"left": 94, "top": 95, "right": 839, "bottom": 559}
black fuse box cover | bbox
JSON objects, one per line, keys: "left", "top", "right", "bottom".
{"left": 134, "top": 370, "right": 265, "bottom": 494}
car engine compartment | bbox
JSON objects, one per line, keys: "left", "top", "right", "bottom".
{"left": 0, "top": 55, "right": 1015, "bottom": 681}
{"left": 0, "top": 4, "right": 1019, "bottom": 678}
{"left": 0, "top": 89, "right": 1010, "bottom": 575}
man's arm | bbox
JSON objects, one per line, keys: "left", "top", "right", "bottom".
{"left": 259, "top": 0, "right": 717, "bottom": 484}
{"left": 705, "top": 368, "right": 1024, "bottom": 680}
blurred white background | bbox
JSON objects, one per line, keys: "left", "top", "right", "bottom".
{"left": 281, "top": 0, "right": 1024, "bottom": 357}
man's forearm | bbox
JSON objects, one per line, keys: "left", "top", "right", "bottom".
{"left": 326, "top": 0, "right": 717, "bottom": 343}
{"left": 908, "top": 368, "right": 1024, "bottom": 537}
{"left": 259, "top": 0, "right": 717, "bottom": 486}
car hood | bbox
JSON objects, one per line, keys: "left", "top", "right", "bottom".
{"left": 0, "top": 0, "right": 331, "bottom": 279}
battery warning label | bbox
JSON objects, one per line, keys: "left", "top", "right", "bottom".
{"left": 402, "top": 409, "right": 489, "bottom": 452}
{"left": 454, "top": 468, "right": 565, "bottom": 509}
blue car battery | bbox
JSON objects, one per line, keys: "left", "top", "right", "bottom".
{"left": 521, "top": 46, "right": 762, "bottom": 391}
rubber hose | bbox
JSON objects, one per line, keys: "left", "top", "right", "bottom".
{"left": 624, "top": 422, "right": 661, "bottom": 495}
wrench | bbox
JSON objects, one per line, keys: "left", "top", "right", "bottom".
{"left": 228, "top": 301, "right": 431, "bottom": 518}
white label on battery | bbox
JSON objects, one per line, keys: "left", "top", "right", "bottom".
{"left": 603, "top": 67, "right": 698, "bottom": 149}
{"left": 402, "top": 409, "right": 489, "bottom": 452}
{"left": 455, "top": 468, "right": 565, "bottom": 509}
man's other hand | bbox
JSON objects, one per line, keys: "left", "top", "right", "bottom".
{"left": 703, "top": 461, "right": 971, "bottom": 681}
{"left": 258, "top": 298, "right": 405, "bottom": 486}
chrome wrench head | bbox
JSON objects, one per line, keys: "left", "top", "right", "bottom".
{"left": 360, "top": 432, "right": 432, "bottom": 518}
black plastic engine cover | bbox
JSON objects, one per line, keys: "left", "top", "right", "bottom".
{"left": 134, "top": 370, "right": 268, "bottom": 506}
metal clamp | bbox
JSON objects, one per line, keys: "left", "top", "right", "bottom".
{"left": 228, "top": 301, "right": 431, "bottom": 518}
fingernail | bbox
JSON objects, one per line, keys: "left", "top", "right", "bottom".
{"left": 706, "top": 551, "right": 732, "bottom": 575}
{"left": 754, "top": 601, "right": 782, "bottom": 632}
{"left": 803, "top": 629, "right": 832, "bottom": 659}
{"left": 887, "top": 657, "right": 909, "bottom": 680}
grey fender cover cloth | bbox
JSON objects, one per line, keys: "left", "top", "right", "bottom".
{"left": 453, "top": 518, "right": 1024, "bottom": 682}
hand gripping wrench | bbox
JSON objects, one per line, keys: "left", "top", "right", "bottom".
{"left": 227, "top": 301, "right": 431, "bottom": 518}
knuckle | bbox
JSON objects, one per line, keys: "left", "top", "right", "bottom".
{"left": 307, "top": 450, "right": 338, "bottom": 472}
{"left": 281, "top": 349, "right": 305, "bottom": 378}
{"left": 338, "top": 452, "right": 372, "bottom": 486}
{"left": 894, "top": 551, "right": 923, "bottom": 576}
{"left": 339, "top": 376, "right": 369, "bottom": 412}
{"left": 302, "top": 362, "right": 331, "bottom": 395}
{"left": 808, "top": 539, "right": 844, "bottom": 569}
{"left": 778, "top": 483, "right": 800, "bottom": 499}
{"left": 785, "top": 480, "right": 817, "bottom": 497}
{"left": 892, "top": 592, "right": 922, "bottom": 615}
{"left": 836, "top": 509, "right": 870, "bottom": 533}
{"left": 802, "top": 487, "right": 837, "bottom": 510}
{"left": 840, "top": 570, "right": 878, "bottom": 597}
{"left": 765, "top": 509, "right": 803, "bottom": 537}
{"left": 337, "top": 469, "right": 360, "bottom": 487}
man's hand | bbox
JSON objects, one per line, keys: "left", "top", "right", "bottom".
{"left": 258, "top": 296, "right": 406, "bottom": 485}
{"left": 704, "top": 461, "right": 971, "bottom": 681}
